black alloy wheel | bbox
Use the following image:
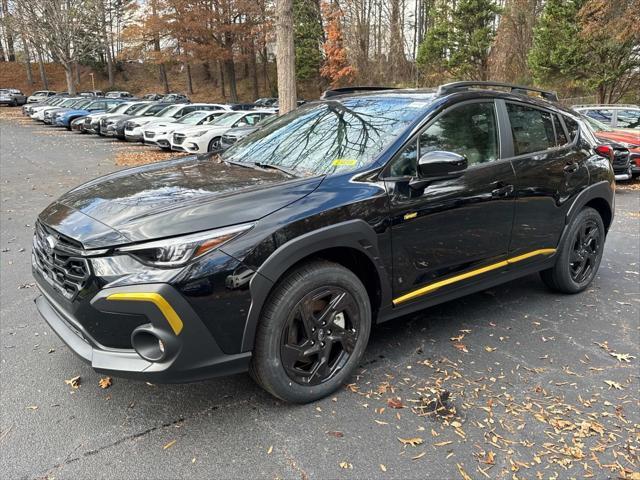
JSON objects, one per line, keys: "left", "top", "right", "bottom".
{"left": 569, "top": 218, "right": 601, "bottom": 284}
{"left": 540, "top": 207, "right": 605, "bottom": 293}
{"left": 280, "top": 286, "right": 360, "bottom": 386}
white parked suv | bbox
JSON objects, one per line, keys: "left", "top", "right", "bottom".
{"left": 170, "top": 111, "right": 274, "bottom": 153}
{"left": 124, "top": 103, "right": 231, "bottom": 141}
{"left": 143, "top": 110, "right": 228, "bottom": 149}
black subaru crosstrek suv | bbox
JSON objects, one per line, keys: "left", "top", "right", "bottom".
{"left": 33, "top": 82, "right": 615, "bottom": 403}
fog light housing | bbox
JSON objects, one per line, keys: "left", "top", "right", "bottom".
{"left": 131, "top": 326, "right": 175, "bottom": 362}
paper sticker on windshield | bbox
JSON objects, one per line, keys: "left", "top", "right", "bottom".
{"left": 332, "top": 159, "right": 357, "bottom": 167}
{"left": 407, "top": 101, "right": 429, "bottom": 109}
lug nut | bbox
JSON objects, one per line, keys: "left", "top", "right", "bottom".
{"left": 310, "top": 340, "right": 315, "bottom": 345}
{"left": 320, "top": 342, "right": 325, "bottom": 347}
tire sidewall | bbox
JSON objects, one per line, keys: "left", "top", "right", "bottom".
{"left": 254, "top": 263, "right": 371, "bottom": 403}
{"left": 555, "top": 207, "right": 605, "bottom": 292}
{"left": 207, "top": 137, "right": 221, "bottom": 152}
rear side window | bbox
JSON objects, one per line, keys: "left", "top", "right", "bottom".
{"left": 553, "top": 115, "right": 568, "bottom": 145}
{"left": 563, "top": 116, "right": 580, "bottom": 141}
{"left": 616, "top": 109, "right": 640, "bottom": 129}
{"left": 506, "top": 103, "right": 555, "bottom": 156}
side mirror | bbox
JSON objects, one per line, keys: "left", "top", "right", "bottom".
{"left": 410, "top": 151, "right": 468, "bottom": 189}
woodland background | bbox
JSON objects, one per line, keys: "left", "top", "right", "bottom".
{"left": 0, "top": 0, "right": 639, "bottom": 104}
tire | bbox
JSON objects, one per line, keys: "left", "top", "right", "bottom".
{"left": 540, "top": 207, "right": 605, "bottom": 293}
{"left": 251, "top": 260, "right": 371, "bottom": 403}
{"left": 207, "top": 137, "right": 221, "bottom": 152}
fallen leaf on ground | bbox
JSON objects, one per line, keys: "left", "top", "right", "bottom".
{"left": 267, "top": 445, "right": 273, "bottom": 454}
{"left": 387, "top": 397, "right": 404, "bottom": 409}
{"left": 380, "top": 464, "right": 387, "bottom": 472}
{"left": 326, "top": 431, "right": 344, "bottom": 438}
{"left": 339, "top": 461, "right": 352, "bottom": 469}
{"left": 412, "top": 452, "right": 426, "bottom": 460}
{"left": 457, "top": 463, "right": 473, "bottom": 480}
{"left": 398, "top": 437, "right": 423, "bottom": 446}
{"left": 610, "top": 352, "right": 635, "bottom": 363}
{"left": 604, "top": 380, "right": 624, "bottom": 390}
{"left": 484, "top": 346, "right": 496, "bottom": 352}
{"left": 98, "top": 377, "right": 112, "bottom": 389}
{"left": 65, "top": 376, "right": 81, "bottom": 389}
{"left": 163, "top": 440, "right": 176, "bottom": 450}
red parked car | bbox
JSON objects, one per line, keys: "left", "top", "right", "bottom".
{"left": 582, "top": 115, "right": 640, "bottom": 177}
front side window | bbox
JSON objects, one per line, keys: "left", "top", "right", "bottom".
{"left": 419, "top": 101, "right": 499, "bottom": 166}
{"left": 506, "top": 103, "right": 555, "bottom": 156}
{"left": 564, "top": 116, "right": 581, "bottom": 140}
{"left": 616, "top": 109, "right": 640, "bottom": 129}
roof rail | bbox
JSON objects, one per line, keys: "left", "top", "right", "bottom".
{"left": 320, "top": 86, "right": 399, "bottom": 99}
{"left": 437, "top": 81, "right": 559, "bottom": 102}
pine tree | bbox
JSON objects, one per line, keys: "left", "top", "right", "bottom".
{"left": 294, "top": 0, "right": 323, "bottom": 81}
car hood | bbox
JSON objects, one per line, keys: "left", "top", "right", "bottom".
{"left": 39, "top": 155, "right": 322, "bottom": 247}
{"left": 145, "top": 120, "right": 179, "bottom": 131}
{"left": 61, "top": 109, "right": 92, "bottom": 117}
{"left": 594, "top": 130, "right": 640, "bottom": 146}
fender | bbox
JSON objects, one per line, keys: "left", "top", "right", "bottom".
{"left": 558, "top": 180, "right": 614, "bottom": 249}
{"left": 240, "top": 219, "right": 392, "bottom": 352}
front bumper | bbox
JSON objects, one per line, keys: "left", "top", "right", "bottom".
{"left": 35, "top": 281, "right": 251, "bottom": 382}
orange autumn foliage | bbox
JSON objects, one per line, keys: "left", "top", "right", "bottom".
{"left": 320, "top": 2, "right": 356, "bottom": 88}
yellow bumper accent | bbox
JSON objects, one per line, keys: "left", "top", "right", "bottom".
{"left": 392, "top": 248, "right": 557, "bottom": 305}
{"left": 106, "top": 292, "right": 184, "bottom": 335}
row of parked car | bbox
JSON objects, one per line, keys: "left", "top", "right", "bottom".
{"left": 19, "top": 92, "right": 280, "bottom": 154}
{"left": 5, "top": 86, "right": 639, "bottom": 178}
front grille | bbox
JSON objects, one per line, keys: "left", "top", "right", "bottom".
{"left": 173, "top": 133, "right": 185, "bottom": 145}
{"left": 33, "top": 222, "right": 90, "bottom": 301}
{"left": 145, "top": 131, "right": 155, "bottom": 139}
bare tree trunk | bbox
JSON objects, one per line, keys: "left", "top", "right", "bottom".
{"left": 218, "top": 60, "right": 226, "bottom": 98}
{"left": 2, "top": 0, "right": 15, "bottom": 61}
{"left": 0, "top": 34, "right": 6, "bottom": 61}
{"left": 224, "top": 58, "right": 238, "bottom": 102}
{"left": 249, "top": 40, "right": 259, "bottom": 100}
{"left": 75, "top": 62, "right": 81, "bottom": 87}
{"left": 64, "top": 64, "right": 76, "bottom": 94}
{"left": 37, "top": 47, "right": 49, "bottom": 89}
{"left": 185, "top": 63, "right": 193, "bottom": 95}
{"left": 22, "top": 34, "right": 34, "bottom": 86}
{"left": 101, "top": 0, "right": 114, "bottom": 86}
{"left": 275, "top": 0, "right": 297, "bottom": 114}
{"left": 159, "top": 64, "right": 169, "bottom": 93}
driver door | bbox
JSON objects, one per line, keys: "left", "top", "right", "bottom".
{"left": 383, "top": 100, "right": 516, "bottom": 305}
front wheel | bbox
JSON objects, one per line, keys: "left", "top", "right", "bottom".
{"left": 540, "top": 207, "right": 605, "bottom": 293}
{"left": 251, "top": 260, "right": 371, "bottom": 403}
{"left": 207, "top": 137, "right": 221, "bottom": 152}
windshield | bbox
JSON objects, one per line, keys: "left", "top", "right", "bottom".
{"left": 155, "top": 105, "right": 180, "bottom": 117}
{"left": 139, "top": 104, "right": 168, "bottom": 116}
{"left": 222, "top": 97, "right": 431, "bottom": 175}
{"left": 583, "top": 115, "right": 612, "bottom": 132}
{"left": 109, "top": 103, "right": 130, "bottom": 113}
{"left": 176, "top": 111, "right": 210, "bottom": 124}
{"left": 209, "top": 112, "right": 246, "bottom": 127}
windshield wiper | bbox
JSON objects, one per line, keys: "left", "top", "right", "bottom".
{"left": 253, "top": 162, "right": 297, "bottom": 177}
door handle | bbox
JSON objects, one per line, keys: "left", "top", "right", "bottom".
{"left": 564, "top": 162, "right": 579, "bottom": 173}
{"left": 491, "top": 183, "right": 514, "bottom": 198}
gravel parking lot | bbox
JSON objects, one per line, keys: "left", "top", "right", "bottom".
{"left": 1, "top": 109, "right": 639, "bottom": 480}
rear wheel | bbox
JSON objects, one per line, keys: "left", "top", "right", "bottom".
{"left": 540, "top": 207, "right": 605, "bottom": 293}
{"left": 251, "top": 260, "right": 371, "bottom": 403}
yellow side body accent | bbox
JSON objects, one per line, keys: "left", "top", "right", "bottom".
{"left": 392, "top": 248, "right": 556, "bottom": 305}
{"left": 107, "top": 292, "right": 184, "bottom": 335}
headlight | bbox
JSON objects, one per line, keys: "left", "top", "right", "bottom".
{"left": 116, "top": 223, "right": 253, "bottom": 268}
{"left": 191, "top": 130, "right": 209, "bottom": 137}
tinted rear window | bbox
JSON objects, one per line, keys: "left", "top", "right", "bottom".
{"left": 506, "top": 103, "right": 555, "bottom": 156}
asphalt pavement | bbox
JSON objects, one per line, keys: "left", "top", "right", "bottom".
{"left": 1, "top": 109, "right": 638, "bottom": 480}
